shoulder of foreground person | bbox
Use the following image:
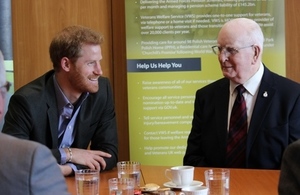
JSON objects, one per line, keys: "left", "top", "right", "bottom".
{"left": 0, "top": 133, "right": 71, "bottom": 195}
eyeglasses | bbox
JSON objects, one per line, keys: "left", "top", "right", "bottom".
{"left": 0, "top": 81, "right": 11, "bottom": 98}
{"left": 1, "top": 81, "right": 11, "bottom": 92}
{"left": 211, "top": 45, "right": 254, "bottom": 56}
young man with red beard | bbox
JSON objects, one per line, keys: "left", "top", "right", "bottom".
{"left": 2, "top": 25, "right": 118, "bottom": 176}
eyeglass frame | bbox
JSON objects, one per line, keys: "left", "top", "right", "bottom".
{"left": 0, "top": 81, "right": 11, "bottom": 98}
{"left": 211, "top": 45, "right": 254, "bottom": 56}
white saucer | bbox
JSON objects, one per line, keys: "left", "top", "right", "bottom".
{"left": 163, "top": 180, "right": 203, "bottom": 189}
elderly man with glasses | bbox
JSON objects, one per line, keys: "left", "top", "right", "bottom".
{"left": 183, "top": 18, "right": 300, "bottom": 169}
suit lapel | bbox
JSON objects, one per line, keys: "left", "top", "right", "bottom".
{"left": 45, "top": 77, "right": 60, "bottom": 147}
{"left": 247, "top": 67, "right": 276, "bottom": 152}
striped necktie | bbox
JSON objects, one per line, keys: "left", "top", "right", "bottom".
{"left": 226, "top": 85, "right": 247, "bottom": 168}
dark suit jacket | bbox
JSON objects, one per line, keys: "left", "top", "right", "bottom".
{"left": 278, "top": 139, "right": 300, "bottom": 194}
{"left": 184, "top": 66, "right": 300, "bottom": 169}
{"left": 2, "top": 70, "right": 118, "bottom": 170}
{"left": 0, "top": 132, "right": 70, "bottom": 195}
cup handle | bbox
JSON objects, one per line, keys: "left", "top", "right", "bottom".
{"left": 165, "top": 169, "right": 172, "bottom": 181}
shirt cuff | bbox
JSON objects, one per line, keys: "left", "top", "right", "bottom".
{"left": 59, "top": 148, "right": 68, "bottom": 164}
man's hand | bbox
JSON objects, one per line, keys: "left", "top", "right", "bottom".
{"left": 67, "top": 148, "right": 112, "bottom": 171}
{"left": 58, "top": 164, "right": 73, "bottom": 176}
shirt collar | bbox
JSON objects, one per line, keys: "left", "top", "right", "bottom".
{"left": 230, "top": 63, "right": 264, "bottom": 96}
{"left": 53, "top": 75, "right": 89, "bottom": 113}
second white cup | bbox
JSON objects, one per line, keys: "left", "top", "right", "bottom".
{"left": 165, "top": 165, "right": 194, "bottom": 186}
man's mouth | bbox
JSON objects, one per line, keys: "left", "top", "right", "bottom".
{"left": 89, "top": 77, "right": 99, "bottom": 82}
{"left": 222, "top": 65, "right": 233, "bottom": 69}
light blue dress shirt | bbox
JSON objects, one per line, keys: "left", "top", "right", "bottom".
{"left": 53, "top": 76, "right": 88, "bottom": 165}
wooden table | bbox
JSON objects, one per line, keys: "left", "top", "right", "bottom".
{"left": 65, "top": 165, "right": 280, "bottom": 195}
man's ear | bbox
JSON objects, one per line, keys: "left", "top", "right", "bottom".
{"left": 253, "top": 45, "right": 261, "bottom": 62}
{"left": 61, "top": 57, "right": 71, "bottom": 72}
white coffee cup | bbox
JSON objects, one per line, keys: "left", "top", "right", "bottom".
{"left": 165, "top": 165, "right": 194, "bottom": 186}
{"left": 179, "top": 186, "right": 208, "bottom": 195}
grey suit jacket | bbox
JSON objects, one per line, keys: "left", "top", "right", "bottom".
{"left": 278, "top": 139, "right": 300, "bottom": 194}
{"left": 184, "top": 66, "right": 300, "bottom": 169}
{"left": 2, "top": 70, "right": 118, "bottom": 170}
{"left": 0, "top": 132, "right": 70, "bottom": 195}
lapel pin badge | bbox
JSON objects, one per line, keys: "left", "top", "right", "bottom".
{"left": 263, "top": 91, "right": 268, "bottom": 97}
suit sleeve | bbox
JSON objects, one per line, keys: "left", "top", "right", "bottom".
{"left": 2, "top": 93, "right": 33, "bottom": 139}
{"left": 3, "top": 89, "right": 62, "bottom": 163}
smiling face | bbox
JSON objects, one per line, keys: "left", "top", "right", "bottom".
{"left": 216, "top": 18, "right": 263, "bottom": 84}
{"left": 63, "top": 44, "right": 103, "bottom": 99}
{"left": 217, "top": 32, "right": 255, "bottom": 84}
